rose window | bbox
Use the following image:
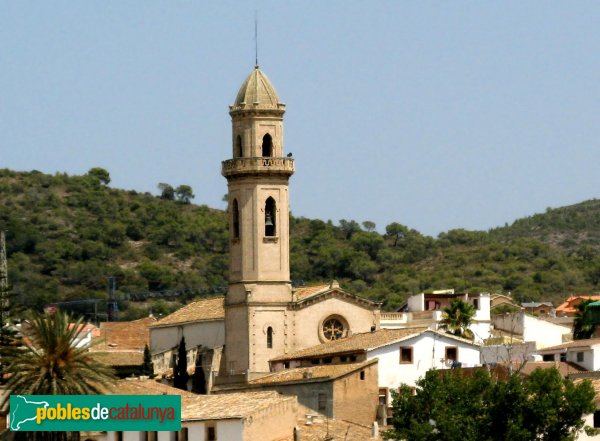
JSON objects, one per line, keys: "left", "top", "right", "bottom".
{"left": 322, "top": 318, "right": 345, "bottom": 341}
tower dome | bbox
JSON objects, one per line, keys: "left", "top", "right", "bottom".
{"left": 230, "top": 66, "right": 285, "bottom": 112}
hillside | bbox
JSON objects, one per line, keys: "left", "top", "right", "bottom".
{"left": 2, "top": 168, "right": 600, "bottom": 318}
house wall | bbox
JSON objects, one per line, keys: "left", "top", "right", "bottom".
{"left": 332, "top": 362, "right": 379, "bottom": 426}
{"left": 243, "top": 396, "right": 297, "bottom": 441}
{"left": 368, "top": 332, "right": 481, "bottom": 396}
{"left": 250, "top": 382, "right": 334, "bottom": 418}
{"left": 470, "top": 293, "right": 491, "bottom": 322}
{"left": 577, "top": 411, "right": 598, "bottom": 441}
{"left": 150, "top": 320, "right": 224, "bottom": 355}
{"left": 522, "top": 315, "right": 570, "bottom": 349}
{"left": 493, "top": 313, "right": 570, "bottom": 349}
{"left": 563, "top": 348, "right": 596, "bottom": 371}
{"left": 407, "top": 294, "right": 424, "bottom": 311}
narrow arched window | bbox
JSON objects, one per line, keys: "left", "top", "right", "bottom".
{"left": 262, "top": 133, "right": 273, "bottom": 157}
{"left": 235, "top": 135, "right": 243, "bottom": 158}
{"left": 265, "top": 197, "right": 276, "bottom": 236}
{"left": 232, "top": 199, "right": 240, "bottom": 239}
{"left": 267, "top": 327, "right": 273, "bottom": 348}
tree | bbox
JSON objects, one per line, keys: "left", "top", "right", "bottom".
{"left": 362, "top": 221, "right": 376, "bottom": 232}
{"left": 2, "top": 311, "right": 115, "bottom": 441}
{"left": 573, "top": 299, "right": 595, "bottom": 340}
{"left": 158, "top": 182, "right": 175, "bottom": 200}
{"left": 2, "top": 310, "right": 115, "bottom": 396}
{"left": 173, "top": 336, "right": 188, "bottom": 390}
{"left": 439, "top": 299, "right": 476, "bottom": 339}
{"left": 141, "top": 344, "right": 154, "bottom": 378}
{"left": 86, "top": 167, "right": 111, "bottom": 185}
{"left": 191, "top": 352, "right": 207, "bottom": 394}
{"left": 385, "top": 222, "right": 409, "bottom": 247}
{"left": 175, "top": 185, "right": 195, "bottom": 204}
{"left": 385, "top": 367, "right": 596, "bottom": 441}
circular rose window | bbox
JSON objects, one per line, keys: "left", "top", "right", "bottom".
{"left": 322, "top": 317, "right": 347, "bottom": 341}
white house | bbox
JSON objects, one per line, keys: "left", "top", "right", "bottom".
{"left": 81, "top": 379, "right": 298, "bottom": 441}
{"left": 381, "top": 290, "right": 491, "bottom": 342}
{"left": 491, "top": 312, "right": 571, "bottom": 349}
{"left": 536, "top": 338, "right": 600, "bottom": 372}
{"left": 269, "top": 327, "right": 481, "bottom": 422}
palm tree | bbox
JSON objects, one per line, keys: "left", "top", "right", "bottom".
{"left": 3, "top": 310, "right": 115, "bottom": 396}
{"left": 573, "top": 299, "right": 595, "bottom": 340}
{"left": 439, "top": 299, "right": 476, "bottom": 339}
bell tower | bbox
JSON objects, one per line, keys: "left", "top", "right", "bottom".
{"left": 222, "top": 66, "right": 295, "bottom": 376}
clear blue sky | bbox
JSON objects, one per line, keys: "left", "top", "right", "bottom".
{"left": 2, "top": 2, "right": 599, "bottom": 236}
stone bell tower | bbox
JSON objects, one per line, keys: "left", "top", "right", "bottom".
{"left": 222, "top": 66, "right": 295, "bottom": 376}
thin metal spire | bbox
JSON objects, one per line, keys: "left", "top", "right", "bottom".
{"left": 254, "top": 10, "right": 259, "bottom": 68}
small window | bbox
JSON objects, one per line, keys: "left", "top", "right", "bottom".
{"left": 400, "top": 347, "right": 413, "bottom": 364}
{"left": 594, "top": 410, "right": 600, "bottom": 428}
{"left": 340, "top": 355, "right": 348, "bottom": 362}
{"left": 318, "top": 393, "right": 327, "bottom": 413}
{"left": 283, "top": 361, "right": 289, "bottom": 369}
{"left": 349, "top": 355, "right": 357, "bottom": 362}
{"left": 473, "top": 298, "right": 479, "bottom": 310}
{"left": 323, "top": 357, "right": 332, "bottom": 364}
{"left": 360, "top": 370, "right": 365, "bottom": 380}
{"left": 262, "top": 133, "right": 273, "bottom": 157}
{"left": 577, "top": 352, "right": 584, "bottom": 363}
{"left": 206, "top": 426, "right": 216, "bottom": 441}
{"left": 542, "top": 354, "right": 555, "bottom": 362}
{"left": 265, "top": 197, "right": 276, "bottom": 237}
{"left": 235, "top": 135, "right": 243, "bottom": 157}
{"left": 116, "top": 432, "right": 123, "bottom": 441}
{"left": 148, "top": 433, "right": 157, "bottom": 441}
{"left": 560, "top": 353, "right": 567, "bottom": 362}
{"left": 311, "top": 359, "right": 320, "bottom": 365}
{"left": 445, "top": 347, "right": 458, "bottom": 362}
{"left": 379, "top": 388, "right": 388, "bottom": 406}
{"left": 232, "top": 199, "right": 240, "bottom": 239}
{"left": 267, "top": 326, "right": 273, "bottom": 349}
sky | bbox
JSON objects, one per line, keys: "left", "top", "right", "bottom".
{"left": 2, "top": 2, "right": 600, "bottom": 237}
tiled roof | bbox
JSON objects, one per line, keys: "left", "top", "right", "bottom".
{"left": 538, "top": 337, "right": 600, "bottom": 352}
{"left": 151, "top": 297, "right": 225, "bottom": 327}
{"left": 249, "top": 360, "right": 376, "bottom": 386}
{"left": 294, "top": 284, "right": 330, "bottom": 300}
{"left": 111, "top": 380, "right": 296, "bottom": 420}
{"left": 518, "top": 361, "right": 587, "bottom": 377}
{"left": 90, "top": 351, "right": 143, "bottom": 367}
{"left": 556, "top": 296, "right": 600, "bottom": 315}
{"left": 271, "top": 328, "right": 428, "bottom": 362}
{"left": 96, "top": 316, "right": 156, "bottom": 350}
{"left": 182, "top": 391, "right": 296, "bottom": 421}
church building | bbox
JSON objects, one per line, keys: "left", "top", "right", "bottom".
{"left": 220, "top": 66, "right": 381, "bottom": 379}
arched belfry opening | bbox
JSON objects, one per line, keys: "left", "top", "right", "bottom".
{"left": 232, "top": 199, "right": 240, "bottom": 239}
{"left": 235, "top": 135, "right": 243, "bottom": 158}
{"left": 265, "top": 197, "right": 276, "bottom": 237}
{"left": 267, "top": 327, "right": 273, "bottom": 348}
{"left": 262, "top": 134, "right": 273, "bottom": 157}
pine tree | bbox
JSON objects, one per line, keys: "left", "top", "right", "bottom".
{"left": 141, "top": 344, "right": 154, "bottom": 378}
{"left": 173, "top": 336, "right": 188, "bottom": 390}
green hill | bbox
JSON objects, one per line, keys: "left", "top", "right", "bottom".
{"left": 2, "top": 168, "right": 600, "bottom": 318}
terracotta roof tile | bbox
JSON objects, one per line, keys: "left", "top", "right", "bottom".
{"left": 250, "top": 360, "right": 376, "bottom": 386}
{"left": 538, "top": 337, "right": 600, "bottom": 352}
{"left": 110, "top": 380, "right": 295, "bottom": 420}
{"left": 294, "top": 284, "right": 330, "bottom": 300}
{"left": 90, "top": 351, "right": 144, "bottom": 367}
{"left": 95, "top": 316, "right": 156, "bottom": 350}
{"left": 556, "top": 296, "right": 600, "bottom": 315}
{"left": 518, "top": 361, "right": 587, "bottom": 377}
{"left": 271, "top": 328, "right": 428, "bottom": 362}
{"left": 151, "top": 297, "right": 225, "bottom": 327}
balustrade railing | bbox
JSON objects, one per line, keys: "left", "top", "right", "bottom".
{"left": 222, "top": 157, "right": 295, "bottom": 175}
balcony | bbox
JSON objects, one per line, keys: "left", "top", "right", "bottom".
{"left": 222, "top": 157, "right": 295, "bottom": 178}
